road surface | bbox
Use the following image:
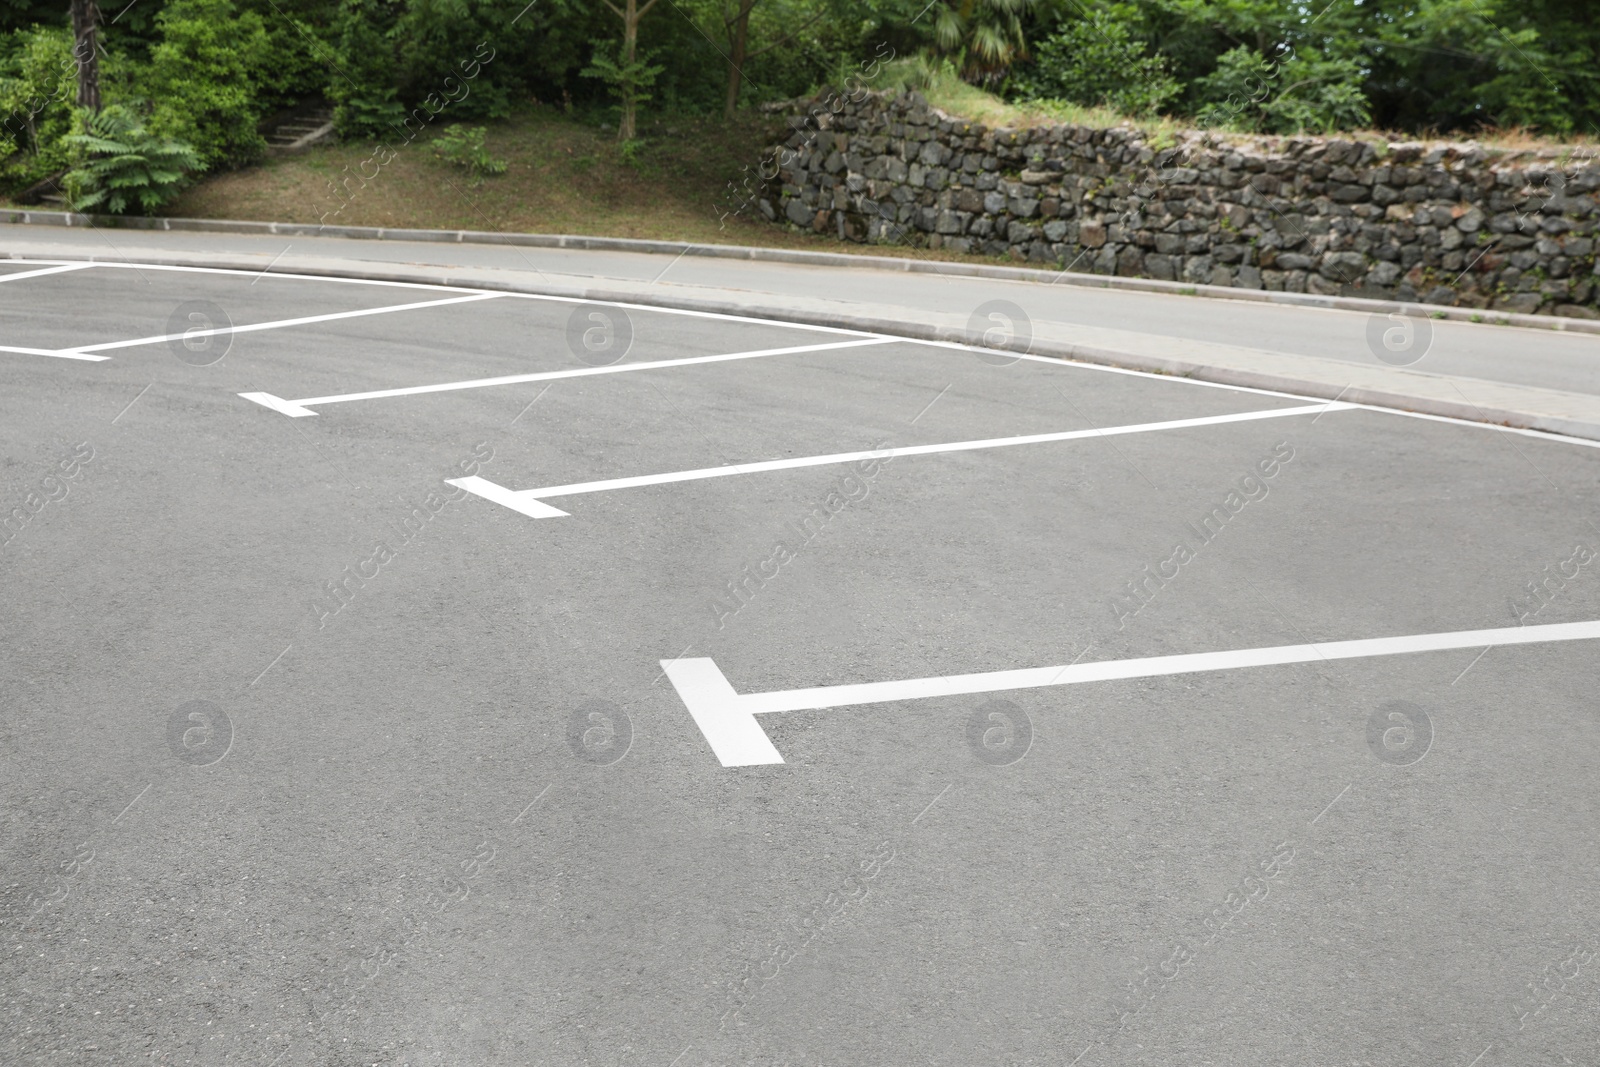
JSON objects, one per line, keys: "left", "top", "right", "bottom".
{"left": 2, "top": 250, "right": 1598, "bottom": 1066}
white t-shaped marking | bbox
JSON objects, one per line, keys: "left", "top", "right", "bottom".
{"left": 666, "top": 618, "right": 1600, "bottom": 766}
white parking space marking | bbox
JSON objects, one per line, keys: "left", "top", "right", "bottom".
{"left": 73, "top": 292, "right": 506, "bottom": 355}
{"left": 667, "top": 619, "right": 1600, "bottom": 766}
{"left": 4, "top": 258, "right": 882, "bottom": 333}
{"left": 492, "top": 290, "right": 885, "bottom": 336}
{"left": 4, "top": 257, "right": 479, "bottom": 294}
{"left": 449, "top": 402, "right": 1353, "bottom": 518}
{"left": 237, "top": 392, "right": 321, "bottom": 417}
{"left": 0, "top": 344, "right": 107, "bottom": 362}
{"left": 0, "top": 263, "right": 96, "bottom": 284}
{"left": 238, "top": 337, "right": 897, "bottom": 416}
{"left": 920, "top": 336, "right": 1600, "bottom": 449}
{"left": 13, "top": 257, "right": 1599, "bottom": 457}
{"left": 449, "top": 475, "right": 572, "bottom": 518}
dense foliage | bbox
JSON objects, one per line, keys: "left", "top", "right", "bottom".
{"left": 1, "top": 0, "right": 1595, "bottom": 208}
{"left": 63, "top": 103, "right": 202, "bottom": 212}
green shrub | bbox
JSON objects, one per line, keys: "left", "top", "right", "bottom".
{"left": 0, "top": 27, "right": 81, "bottom": 188}
{"left": 256, "top": 14, "right": 336, "bottom": 118}
{"left": 329, "top": 0, "right": 407, "bottom": 139}
{"left": 1008, "top": 11, "right": 1179, "bottom": 116}
{"left": 580, "top": 40, "right": 664, "bottom": 140}
{"left": 142, "top": 0, "right": 272, "bottom": 168}
{"left": 1193, "top": 46, "right": 1370, "bottom": 134}
{"left": 393, "top": 0, "right": 515, "bottom": 122}
{"left": 429, "top": 124, "right": 506, "bottom": 178}
{"left": 62, "top": 104, "right": 201, "bottom": 214}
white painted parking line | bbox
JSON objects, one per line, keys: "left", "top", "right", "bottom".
{"left": 449, "top": 475, "right": 571, "bottom": 518}
{"left": 3, "top": 258, "right": 480, "bottom": 294}
{"left": 666, "top": 618, "right": 1600, "bottom": 766}
{"left": 4, "top": 259, "right": 882, "bottom": 333}
{"left": 0, "top": 344, "right": 107, "bottom": 362}
{"left": 449, "top": 402, "right": 1353, "bottom": 518}
{"left": 14, "top": 257, "right": 1600, "bottom": 452}
{"left": 910, "top": 337, "right": 1600, "bottom": 449}
{"left": 0, "top": 263, "right": 96, "bottom": 284}
{"left": 73, "top": 292, "right": 506, "bottom": 354}
{"left": 238, "top": 337, "right": 896, "bottom": 416}
{"left": 237, "top": 391, "right": 318, "bottom": 417}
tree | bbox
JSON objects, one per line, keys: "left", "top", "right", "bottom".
{"left": 68, "top": 0, "right": 97, "bottom": 113}
{"left": 143, "top": 0, "right": 272, "bottom": 168}
{"left": 929, "top": 0, "right": 1037, "bottom": 86}
{"left": 596, "top": 0, "right": 660, "bottom": 139}
{"left": 1008, "top": 9, "right": 1180, "bottom": 115}
{"left": 1143, "top": 0, "right": 1594, "bottom": 134}
{"left": 719, "top": 0, "right": 823, "bottom": 119}
{"left": 723, "top": 0, "right": 759, "bottom": 119}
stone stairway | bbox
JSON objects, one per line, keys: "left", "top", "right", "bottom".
{"left": 265, "top": 103, "right": 334, "bottom": 153}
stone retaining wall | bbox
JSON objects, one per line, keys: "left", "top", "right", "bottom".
{"left": 758, "top": 90, "right": 1600, "bottom": 317}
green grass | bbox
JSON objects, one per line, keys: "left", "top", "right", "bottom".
{"left": 860, "top": 56, "right": 1180, "bottom": 136}
{"left": 856, "top": 56, "right": 1600, "bottom": 153}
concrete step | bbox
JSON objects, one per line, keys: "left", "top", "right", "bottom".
{"left": 264, "top": 104, "right": 336, "bottom": 154}
{"left": 271, "top": 120, "right": 335, "bottom": 153}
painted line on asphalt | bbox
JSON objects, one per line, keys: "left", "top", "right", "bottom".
{"left": 905, "top": 335, "right": 1600, "bottom": 450}
{"left": 239, "top": 337, "right": 897, "bottom": 416}
{"left": 904, "top": 335, "right": 1331, "bottom": 404}
{"left": 448, "top": 402, "right": 1352, "bottom": 518}
{"left": 0, "top": 263, "right": 97, "bottom": 284}
{"left": 493, "top": 290, "right": 887, "bottom": 336}
{"left": 0, "top": 344, "right": 107, "bottom": 361}
{"left": 74, "top": 292, "right": 507, "bottom": 354}
{"left": 4, "top": 258, "right": 882, "bottom": 335}
{"left": 908, "top": 335, "right": 1600, "bottom": 452}
{"left": 4, "top": 257, "right": 482, "bottom": 294}
{"left": 16, "top": 258, "right": 1600, "bottom": 452}
{"left": 0, "top": 266, "right": 102, "bottom": 359}
{"left": 665, "top": 619, "right": 1600, "bottom": 766}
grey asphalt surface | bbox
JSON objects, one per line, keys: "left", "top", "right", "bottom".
{"left": 7, "top": 225, "right": 1600, "bottom": 397}
{"left": 3, "top": 256, "right": 1599, "bottom": 1067}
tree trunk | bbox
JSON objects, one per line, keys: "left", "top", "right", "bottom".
{"left": 723, "top": 0, "right": 755, "bottom": 121}
{"left": 620, "top": 0, "right": 638, "bottom": 140}
{"left": 603, "top": 0, "right": 659, "bottom": 140}
{"left": 70, "top": 0, "right": 101, "bottom": 114}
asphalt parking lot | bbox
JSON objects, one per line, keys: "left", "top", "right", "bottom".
{"left": 3, "top": 257, "right": 1599, "bottom": 1067}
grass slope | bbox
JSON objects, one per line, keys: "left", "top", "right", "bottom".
{"left": 167, "top": 108, "right": 783, "bottom": 241}
{"left": 152, "top": 106, "right": 984, "bottom": 264}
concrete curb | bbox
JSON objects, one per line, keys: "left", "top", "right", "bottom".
{"left": 4, "top": 207, "right": 1599, "bottom": 337}
{"left": 8, "top": 245, "right": 1600, "bottom": 444}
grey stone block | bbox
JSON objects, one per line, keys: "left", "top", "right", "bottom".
{"left": 1321, "top": 250, "right": 1367, "bottom": 280}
